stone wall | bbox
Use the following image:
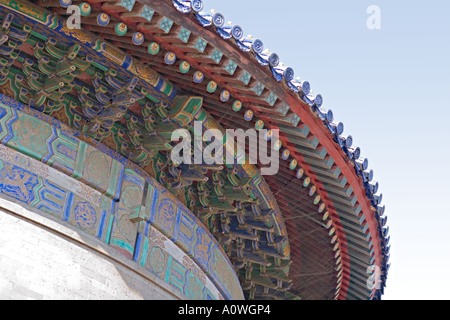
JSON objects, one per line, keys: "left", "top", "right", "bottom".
{"left": 0, "top": 198, "right": 179, "bottom": 300}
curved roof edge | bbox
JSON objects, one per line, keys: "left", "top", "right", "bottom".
{"left": 3, "top": 0, "right": 389, "bottom": 299}
{"left": 171, "top": 0, "right": 390, "bottom": 298}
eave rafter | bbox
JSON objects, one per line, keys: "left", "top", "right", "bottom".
{"left": 0, "top": 0, "right": 389, "bottom": 300}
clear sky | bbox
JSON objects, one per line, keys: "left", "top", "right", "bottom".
{"left": 205, "top": 0, "right": 450, "bottom": 300}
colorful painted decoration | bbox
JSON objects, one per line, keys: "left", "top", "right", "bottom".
{"left": 274, "top": 139, "right": 282, "bottom": 151}
{"left": 328, "top": 227, "right": 336, "bottom": 237}
{"left": 97, "top": 12, "right": 110, "bottom": 26}
{"left": 335, "top": 249, "right": 341, "bottom": 259}
{"left": 309, "top": 185, "right": 316, "bottom": 196}
{"left": 59, "top": 0, "right": 72, "bottom": 8}
{"left": 79, "top": 2, "right": 91, "bottom": 16}
{"left": 232, "top": 100, "right": 242, "bottom": 112}
{"left": 303, "top": 177, "right": 311, "bottom": 188}
{"left": 244, "top": 110, "right": 253, "bottom": 121}
{"left": 331, "top": 235, "right": 338, "bottom": 244}
{"left": 206, "top": 80, "right": 217, "bottom": 93}
{"left": 314, "top": 195, "right": 321, "bottom": 205}
{"left": 164, "top": 52, "right": 177, "bottom": 65}
{"left": 326, "top": 220, "right": 333, "bottom": 229}
{"left": 255, "top": 119, "right": 265, "bottom": 130}
{"left": 297, "top": 168, "right": 305, "bottom": 179}
{"left": 179, "top": 61, "right": 191, "bottom": 73}
{"left": 132, "top": 32, "right": 145, "bottom": 45}
{"left": 289, "top": 159, "right": 297, "bottom": 170}
{"left": 193, "top": 71, "right": 204, "bottom": 83}
{"left": 329, "top": 227, "right": 336, "bottom": 237}
{"left": 115, "top": 23, "right": 128, "bottom": 36}
{"left": 281, "top": 149, "right": 290, "bottom": 160}
{"left": 219, "top": 90, "right": 230, "bottom": 102}
{"left": 0, "top": 0, "right": 388, "bottom": 301}
{"left": 148, "top": 42, "right": 160, "bottom": 55}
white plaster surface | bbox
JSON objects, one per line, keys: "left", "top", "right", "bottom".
{"left": 0, "top": 198, "right": 183, "bottom": 300}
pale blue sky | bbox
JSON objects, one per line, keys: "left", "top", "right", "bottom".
{"left": 205, "top": 0, "right": 450, "bottom": 300}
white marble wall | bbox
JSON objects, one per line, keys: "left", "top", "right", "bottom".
{"left": 0, "top": 198, "right": 182, "bottom": 300}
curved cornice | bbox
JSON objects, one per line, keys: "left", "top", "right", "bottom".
{"left": 0, "top": 0, "right": 389, "bottom": 299}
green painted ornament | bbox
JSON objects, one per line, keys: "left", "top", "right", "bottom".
{"left": 289, "top": 159, "right": 297, "bottom": 170}
{"left": 148, "top": 42, "right": 160, "bottom": 55}
{"left": 115, "top": 23, "right": 128, "bottom": 36}
{"left": 274, "top": 139, "right": 282, "bottom": 151}
{"left": 255, "top": 119, "right": 264, "bottom": 130}
{"left": 314, "top": 195, "right": 321, "bottom": 205}
{"left": 80, "top": 2, "right": 91, "bottom": 16}
{"left": 207, "top": 81, "right": 217, "bottom": 93}
{"left": 179, "top": 61, "right": 191, "bottom": 73}
{"left": 232, "top": 100, "right": 242, "bottom": 112}
{"left": 303, "top": 177, "right": 311, "bottom": 188}
{"left": 309, "top": 185, "right": 316, "bottom": 196}
{"left": 296, "top": 168, "right": 304, "bottom": 179}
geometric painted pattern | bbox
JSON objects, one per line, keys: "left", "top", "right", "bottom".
{"left": 252, "top": 82, "right": 265, "bottom": 96}
{"left": 178, "top": 27, "right": 191, "bottom": 43}
{"left": 160, "top": 17, "right": 174, "bottom": 33}
{"left": 225, "top": 59, "right": 238, "bottom": 75}
{"left": 211, "top": 49, "right": 224, "bottom": 64}
{"left": 194, "top": 38, "right": 208, "bottom": 53}
{"left": 0, "top": 95, "right": 243, "bottom": 300}
{"left": 0, "top": 146, "right": 220, "bottom": 300}
{"left": 239, "top": 70, "right": 252, "bottom": 86}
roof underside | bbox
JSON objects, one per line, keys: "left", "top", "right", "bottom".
{"left": 1, "top": 0, "right": 390, "bottom": 299}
